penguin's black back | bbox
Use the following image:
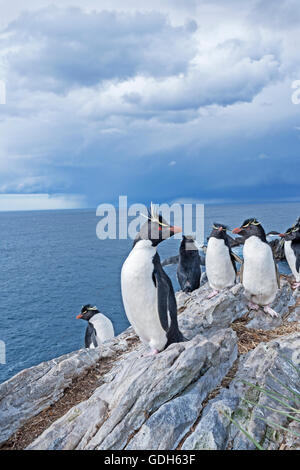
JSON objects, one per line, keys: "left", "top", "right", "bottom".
{"left": 292, "top": 240, "right": 300, "bottom": 272}
{"left": 177, "top": 237, "right": 201, "bottom": 293}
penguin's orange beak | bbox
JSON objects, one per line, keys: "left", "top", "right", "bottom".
{"left": 279, "top": 233, "right": 285, "bottom": 238}
{"left": 232, "top": 227, "right": 242, "bottom": 234}
{"left": 170, "top": 225, "right": 182, "bottom": 234}
{"left": 76, "top": 314, "right": 83, "bottom": 319}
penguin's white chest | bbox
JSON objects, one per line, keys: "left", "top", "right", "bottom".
{"left": 89, "top": 314, "right": 114, "bottom": 345}
{"left": 205, "top": 238, "right": 236, "bottom": 290}
{"left": 121, "top": 241, "right": 167, "bottom": 350}
{"left": 243, "top": 236, "right": 278, "bottom": 305}
{"left": 284, "top": 241, "right": 300, "bottom": 281}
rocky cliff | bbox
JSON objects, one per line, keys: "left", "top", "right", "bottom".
{"left": 0, "top": 277, "right": 299, "bottom": 450}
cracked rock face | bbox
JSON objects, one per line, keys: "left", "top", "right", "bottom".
{"left": 0, "top": 329, "right": 137, "bottom": 445}
{"left": 28, "top": 328, "right": 237, "bottom": 450}
{"left": 182, "top": 332, "right": 300, "bottom": 450}
{"left": 177, "top": 278, "right": 296, "bottom": 333}
{"left": 1, "top": 279, "right": 299, "bottom": 450}
{"left": 176, "top": 283, "right": 248, "bottom": 337}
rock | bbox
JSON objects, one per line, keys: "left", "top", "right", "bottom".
{"left": 176, "top": 283, "right": 248, "bottom": 338}
{"left": 1, "top": 279, "right": 298, "bottom": 450}
{"left": 28, "top": 393, "right": 108, "bottom": 450}
{"left": 281, "top": 421, "right": 300, "bottom": 450}
{"left": 175, "top": 291, "right": 190, "bottom": 312}
{"left": 287, "top": 307, "right": 300, "bottom": 323}
{"left": 182, "top": 332, "right": 300, "bottom": 450}
{"left": 126, "top": 329, "right": 237, "bottom": 450}
{"left": 28, "top": 328, "right": 237, "bottom": 450}
{"left": 181, "top": 391, "right": 238, "bottom": 450}
{"left": 246, "top": 279, "right": 295, "bottom": 330}
{"left": 288, "top": 289, "right": 300, "bottom": 323}
{"left": 0, "top": 328, "right": 137, "bottom": 445}
{"left": 200, "top": 271, "right": 208, "bottom": 287}
{"left": 177, "top": 279, "right": 296, "bottom": 335}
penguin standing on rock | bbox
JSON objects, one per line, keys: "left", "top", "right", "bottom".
{"left": 233, "top": 218, "right": 280, "bottom": 317}
{"left": 279, "top": 223, "right": 300, "bottom": 289}
{"left": 121, "top": 205, "right": 185, "bottom": 355}
{"left": 76, "top": 304, "right": 114, "bottom": 348}
{"left": 177, "top": 235, "right": 201, "bottom": 293}
{"left": 205, "top": 223, "right": 237, "bottom": 299}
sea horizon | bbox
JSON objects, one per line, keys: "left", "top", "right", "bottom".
{"left": 1, "top": 198, "right": 300, "bottom": 213}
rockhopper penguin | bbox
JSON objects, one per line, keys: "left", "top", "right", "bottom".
{"left": 205, "top": 223, "right": 237, "bottom": 299}
{"left": 76, "top": 304, "right": 114, "bottom": 348}
{"left": 279, "top": 223, "right": 300, "bottom": 289}
{"left": 177, "top": 235, "right": 201, "bottom": 293}
{"left": 233, "top": 218, "right": 280, "bottom": 317}
{"left": 121, "top": 205, "right": 185, "bottom": 355}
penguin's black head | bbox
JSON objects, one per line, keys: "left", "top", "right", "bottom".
{"left": 76, "top": 304, "right": 99, "bottom": 321}
{"left": 209, "top": 223, "right": 229, "bottom": 241}
{"left": 134, "top": 205, "right": 182, "bottom": 247}
{"left": 279, "top": 225, "right": 300, "bottom": 241}
{"left": 233, "top": 218, "right": 267, "bottom": 242}
{"left": 181, "top": 235, "right": 197, "bottom": 251}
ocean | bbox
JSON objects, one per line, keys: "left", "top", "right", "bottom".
{"left": 1, "top": 201, "right": 299, "bottom": 384}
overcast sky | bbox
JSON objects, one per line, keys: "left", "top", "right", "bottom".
{"left": 0, "top": 0, "right": 300, "bottom": 210}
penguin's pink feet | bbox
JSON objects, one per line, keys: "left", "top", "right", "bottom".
{"left": 207, "top": 290, "right": 219, "bottom": 299}
{"left": 263, "top": 305, "right": 279, "bottom": 318}
{"left": 144, "top": 349, "right": 159, "bottom": 357}
{"left": 292, "top": 282, "right": 300, "bottom": 290}
{"left": 248, "top": 302, "right": 260, "bottom": 311}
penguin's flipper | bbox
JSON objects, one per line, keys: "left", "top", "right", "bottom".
{"left": 85, "top": 323, "right": 98, "bottom": 348}
{"left": 231, "top": 252, "right": 243, "bottom": 265}
{"left": 239, "top": 261, "right": 244, "bottom": 284}
{"left": 275, "top": 261, "right": 281, "bottom": 289}
{"left": 270, "top": 250, "right": 281, "bottom": 289}
{"left": 296, "top": 255, "right": 300, "bottom": 274}
{"left": 294, "top": 243, "right": 300, "bottom": 273}
{"left": 153, "top": 270, "right": 170, "bottom": 332}
{"left": 153, "top": 254, "right": 184, "bottom": 345}
{"left": 229, "top": 251, "right": 237, "bottom": 274}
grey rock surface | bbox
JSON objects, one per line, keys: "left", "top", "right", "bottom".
{"left": 0, "top": 328, "right": 136, "bottom": 445}
{"left": 29, "top": 328, "right": 237, "bottom": 450}
{"left": 181, "top": 390, "right": 239, "bottom": 450}
{"left": 182, "top": 332, "right": 300, "bottom": 450}
{"left": 1, "top": 279, "right": 299, "bottom": 450}
{"left": 125, "top": 329, "right": 237, "bottom": 450}
{"left": 28, "top": 393, "right": 108, "bottom": 450}
{"left": 176, "top": 283, "right": 248, "bottom": 338}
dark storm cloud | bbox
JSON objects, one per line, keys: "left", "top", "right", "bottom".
{"left": 3, "top": 7, "right": 197, "bottom": 92}
{"left": 0, "top": 1, "right": 299, "bottom": 208}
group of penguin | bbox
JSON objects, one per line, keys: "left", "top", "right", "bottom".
{"left": 77, "top": 206, "right": 300, "bottom": 354}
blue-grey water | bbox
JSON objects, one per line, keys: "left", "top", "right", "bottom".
{"left": 1, "top": 202, "right": 299, "bottom": 384}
